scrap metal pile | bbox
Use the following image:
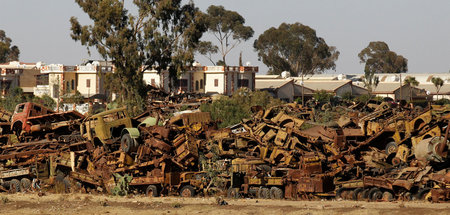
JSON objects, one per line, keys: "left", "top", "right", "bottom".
{"left": 0, "top": 98, "right": 448, "bottom": 203}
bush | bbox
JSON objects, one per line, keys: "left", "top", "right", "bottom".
{"left": 435, "top": 98, "right": 450, "bottom": 105}
{"left": 32, "top": 94, "right": 56, "bottom": 110}
{"left": 200, "top": 89, "right": 282, "bottom": 128}
{"left": 313, "top": 90, "right": 333, "bottom": 104}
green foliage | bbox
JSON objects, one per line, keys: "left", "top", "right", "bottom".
{"left": 0, "top": 87, "right": 26, "bottom": 112}
{"left": 435, "top": 98, "right": 450, "bottom": 105}
{"left": 358, "top": 41, "right": 408, "bottom": 74}
{"left": 31, "top": 94, "right": 56, "bottom": 110}
{"left": 61, "top": 90, "right": 84, "bottom": 104}
{"left": 200, "top": 89, "right": 282, "bottom": 128}
{"left": 0, "top": 30, "right": 20, "bottom": 63}
{"left": 111, "top": 173, "right": 132, "bottom": 196}
{"left": 313, "top": 90, "right": 333, "bottom": 103}
{"left": 354, "top": 94, "right": 372, "bottom": 103}
{"left": 70, "top": 0, "right": 207, "bottom": 113}
{"left": 196, "top": 41, "right": 218, "bottom": 65}
{"left": 404, "top": 76, "right": 419, "bottom": 87}
{"left": 341, "top": 91, "right": 354, "bottom": 101}
{"left": 431, "top": 77, "right": 444, "bottom": 94}
{"left": 254, "top": 22, "right": 339, "bottom": 77}
{"left": 203, "top": 5, "right": 254, "bottom": 66}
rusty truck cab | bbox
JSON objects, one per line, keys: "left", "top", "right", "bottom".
{"left": 11, "top": 102, "right": 54, "bottom": 135}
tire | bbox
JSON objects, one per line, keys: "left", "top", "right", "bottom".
{"left": 368, "top": 188, "right": 380, "bottom": 201}
{"left": 371, "top": 190, "right": 383, "bottom": 201}
{"left": 257, "top": 187, "right": 270, "bottom": 199}
{"left": 385, "top": 142, "right": 398, "bottom": 155}
{"left": 352, "top": 188, "right": 363, "bottom": 200}
{"left": 335, "top": 187, "right": 346, "bottom": 199}
{"left": 145, "top": 185, "right": 159, "bottom": 197}
{"left": 382, "top": 191, "right": 394, "bottom": 202}
{"left": 180, "top": 185, "right": 196, "bottom": 197}
{"left": 21, "top": 178, "right": 31, "bottom": 191}
{"left": 416, "top": 188, "right": 431, "bottom": 200}
{"left": 270, "top": 187, "right": 283, "bottom": 199}
{"left": 361, "top": 188, "right": 371, "bottom": 200}
{"left": 10, "top": 179, "right": 21, "bottom": 193}
{"left": 121, "top": 133, "right": 133, "bottom": 153}
{"left": 227, "top": 188, "right": 240, "bottom": 199}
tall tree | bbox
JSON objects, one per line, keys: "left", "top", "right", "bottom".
{"left": 431, "top": 77, "right": 444, "bottom": 100}
{"left": 70, "top": 0, "right": 206, "bottom": 114}
{"left": 404, "top": 76, "right": 419, "bottom": 102}
{"left": 254, "top": 22, "right": 339, "bottom": 105}
{"left": 203, "top": 5, "right": 254, "bottom": 66}
{"left": 358, "top": 41, "right": 408, "bottom": 74}
{"left": 0, "top": 30, "right": 20, "bottom": 63}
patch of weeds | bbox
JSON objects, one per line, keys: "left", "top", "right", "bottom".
{"left": 172, "top": 202, "right": 182, "bottom": 208}
{"left": 1, "top": 196, "right": 9, "bottom": 204}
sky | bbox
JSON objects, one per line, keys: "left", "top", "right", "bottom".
{"left": 1, "top": 0, "right": 450, "bottom": 75}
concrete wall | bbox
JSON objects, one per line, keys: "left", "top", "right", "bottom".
{"left": 276, "top": 82, "right": 294, "bottom": 102}
{"left": 77, "top": 73, "right": 97, "bottom": 97}
{"left": 205, "top": 73, "right": 224, "bottom": 94}
{"left": 335, "top": 83, "right": 353, "bottom": 96}
{"left": 143, "top": 71, "right": 161, "bottom": 87}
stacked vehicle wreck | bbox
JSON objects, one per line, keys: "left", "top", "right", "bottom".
{"left": 0, "top": 98, "right": 448, "bottom": 203}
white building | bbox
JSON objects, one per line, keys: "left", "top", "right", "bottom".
{"left": 143, "top": 64, "right": 258, "bottom": 96}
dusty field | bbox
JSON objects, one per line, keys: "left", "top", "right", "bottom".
{"left": 0, "top": 193, "right": 448, "bottom": 215}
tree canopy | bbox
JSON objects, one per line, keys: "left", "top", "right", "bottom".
{"left": 253, "top": 22, "right": 339, "bottom": 77}
{"left": 70, "top": 0, "right": 206, "bottom": 114}
{"left": 431, "top": 77, "right": 444, "bottom": 94}
{"left": 0, "top": 30, "right": 20, "bottom": 63}
{"left": 201, "top": 5, "right": 254, "bottom": 66}
{"left": 358, "top": 41, "right": 408, "bottom": 74}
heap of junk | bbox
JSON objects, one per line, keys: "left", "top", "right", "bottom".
{"left": 0, "top": 90, "right": 448, "bottom": 203}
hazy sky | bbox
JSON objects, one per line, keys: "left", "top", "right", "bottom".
{"left": 1, "top": 0, "right": 450, "bottom": 74}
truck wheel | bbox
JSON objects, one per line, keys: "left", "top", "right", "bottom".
{"left": 371, "top": 190, "right": 383, "bottom": 201}
{"left": 382, "top": 191, "right": 394, "bottom": 202}
{"left": 21, "top": 178, "right": 31, "bottom": 191}
{"left": 385, "top": 142, "right": 398, "bottom": 155}
{"left": 180, "top": 185, "right": 196, "bottom": 197}
{"left": 121, "top": 134, "right": 133, "bottom": 153}
{"left": 10, "top": 179, "right": 21, "bottom": 193}
{"left": 227, "top": 188, "right": 240, "bottom": 199}
{"left": 335, "top": 187, "right": 346, "bottom": 199}
{"left": 270, "top": 187, "right": 283, "bottom": 199}
{"left": 145, "top": 185, "right": 159, "bottom": 197}
{"left": 361, "top": 188, "right": 371, "bottom": 200}
{"left": 352, "top": 188, "right": 363, "bottom": 200}
{"left": 257, "top": 187, "right": 270, "bottom": 199}
{"left": 368, "top": 188, "right": 380, "bottom": 201}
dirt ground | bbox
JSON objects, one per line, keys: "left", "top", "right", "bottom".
{"left": 0, "top": 193, "right": 449, "bottom": 215}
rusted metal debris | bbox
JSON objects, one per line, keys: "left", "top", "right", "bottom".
{"left": 0, "top": 99, "right": 448, "bottom": 203}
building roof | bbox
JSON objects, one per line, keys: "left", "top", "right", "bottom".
{"left": 298, "top": 80, "right": 352, "bottom": 92}
{"left": 416, "top": 84, "right": 450, "bottom": 94}
{"left": 255, "top": 79, "right": 293, "bottom": 90}
{"left": 255, "top": 75, "right": 281, "bottom": 79}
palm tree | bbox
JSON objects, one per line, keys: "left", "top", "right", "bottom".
{"left": 431, "top": 77, "right": 444, "bottom": 100}
{"left": 403, "top": 76, "right": 419, "bottom": 102}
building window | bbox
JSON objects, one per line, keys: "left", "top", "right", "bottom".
{"left": 200, "top": 79, "right": 203, "bottom": 89}
{"left": 214, "top": 79, "right": 218, "bottom": 87}
{"left": 195, "top": 80, "right": 199, "bottom": 91}
{"left": 36, "top": 74, "right": 49, "bottom": 85}
{"left": 66, "top": 81, "right": 70, "bottom": 92}
{"left": 238, "top": 79, "right": 249, "bottom": 88}
{"left": 151, "top": 79, "right": 155, "bottom": 86}
{"left": 86, "top": 79, "right": 91, "bottom": 88}
{"left": 71, "top": 80, "right": 75, "bottom": 90}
